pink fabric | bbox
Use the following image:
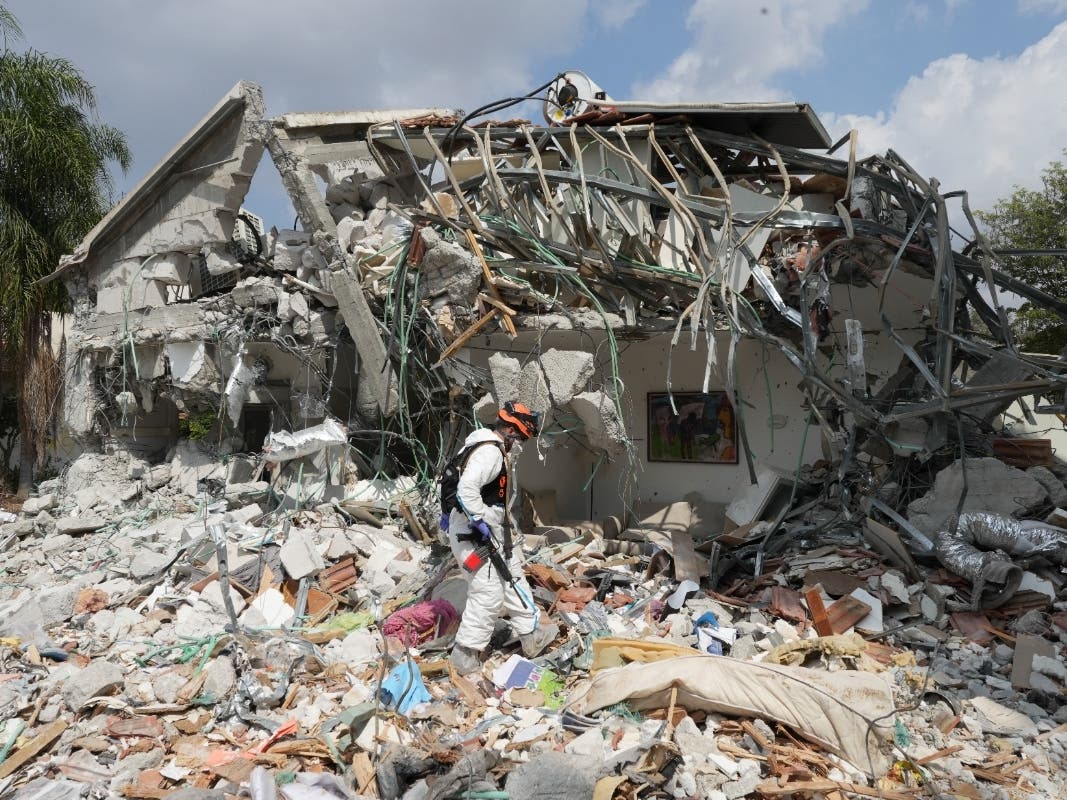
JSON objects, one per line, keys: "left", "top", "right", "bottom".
{"left": 382, "top": 599, "right": 459, "bottom": 646}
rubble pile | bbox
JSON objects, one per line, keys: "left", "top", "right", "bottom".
{"left": 1, "top": 448, "right": 1066, "bottom": 799}
{"left": 1, "top": 73, "right": 1065, "bottom": 797}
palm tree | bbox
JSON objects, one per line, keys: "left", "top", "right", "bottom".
{"left": 0, "top": 6, "right": 130, "bottom": 495}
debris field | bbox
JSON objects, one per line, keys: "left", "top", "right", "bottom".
{"left": 0, "top": 72, "right": 1065, "bottom": 800}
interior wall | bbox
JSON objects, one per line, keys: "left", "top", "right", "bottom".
{"left": 469, "top": 287, "right": 925, "bottom": 524}
{"left": 587, "top": 334, "right": 822, "bottom": 519}
{"left": 466, "top": 327, "right": 822, "bottom": 522}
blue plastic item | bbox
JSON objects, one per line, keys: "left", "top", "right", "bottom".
{"left": 380, "top": 659, "right": 431, "bottom": 716}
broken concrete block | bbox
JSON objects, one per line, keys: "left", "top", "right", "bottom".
{"left": 473, "top": 393, "right": 499, "bottom": 426}
{"left": 224, "top": 481, "right": 270, "bottom": 504}
{"left": 109, "top": 750, "right": 164, "bottom": 796}
{"left": 62, "top": 659, "right": 125, "bottom": 709}
{"left": 907, "top": 458, "right": 1048, "bottom": 535}
{"left": 325, "top": 174, "right": 361, "bottom": 206}
{"left": 39, "top": 532, "right": 71, "bottom": 554}
{"left": 73, "top": 487, "right": 101, "bottom": 511}
{"left": 279, "top": 531, "right": 326, "bottom": 579}
{"left": 21, "top": 494, "right": 56, "bottom": 515}
{"left": 17, "top": 584, "right": 79, "bottom": 630}
{"left": 272, "top": 230, "right": 308, "bottom": 272}
{"left": 55, "top": 516, "right": 106, "bottom": 535}
{"left": 419, "top": 226, "right": 481, "bottom": 305}
{"left": 328, "top": 201, "right": 361, "bottom": 223}
{"left": 230, "top": 276, "right": 282, "bottom": 308}
{"left": 325, "top": 527, "right": 376, "bottom": 559}
{"left": 488, "top": 353, "right": 521, "bottom": 405}
{"left": 159, "top": 788, "right": 224, "bottom": 800}
{"left": 541, "top": 348, "right": 595, "bottom": 404}
{"left": 202, "top": 243, "right": 241, "bottom": 276}
{"left": 504, "top": 751, "right": 599, "bottom": 800}
{"left": 198, "top": 581, "right": 247, "bottom": 616}
{"left": 336, "top": 215, "right": 370, "bottom": 250}
{"left": 3, "top": 517, "right": 35, "bottom": 537}
{"left": 130, "top": 550, "right": 171, "bottom": 580}
{"left": 142, "top": 252, "right": 191, "bottom": 285}
{"left": 202, "top": 657, "right": 237, "bottom": 700}
{"left": 171, "top": 440, "right": 224, "bottom": 497}
{"left": 283, "top": 292, "right": 308, "bottom": 323}
{"left": 331, "top": 629, "right": 378, "bottom": 667}
{"left": 11, "top": 779, "right": 87, "bottom": 800}
{"left": 722, "top": 767, "right": 761, "bottom": 800}
{"left": 1032, "top": 653, "right": 1066, "bottom": 682}
{"left": 224, "top": 503, "right": 263, "bottom": 525}
{"left": 145, "top": 464, "right": 171, "bottom": 490}
{"left": 276, "top": 290, "right": 295, "bottom": 321}
{"left": 241, "top": 588, "right": 294, "bottom": 628}
{"left": 570, "top": 390, "right": 628, "bottom": 457}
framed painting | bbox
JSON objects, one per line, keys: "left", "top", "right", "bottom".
{"left": 647, "top": 391, "right": 738, "bottom": 464}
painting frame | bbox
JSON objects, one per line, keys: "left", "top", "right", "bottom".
{"left": 647, "top": 391, "right": 739, "bottom": 464}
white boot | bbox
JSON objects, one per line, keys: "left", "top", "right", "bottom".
{"left": 519, "top": 622, "right": 559, "bottom": 658}
{"left": 450, "top": 644, "right": 481, "bottom": 674}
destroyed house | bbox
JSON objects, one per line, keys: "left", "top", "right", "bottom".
{"left": 6, "top": 73, "right": 1067, "bottom": 798}
{"left": 48, "top": 74, "right": 1067, "bottom": 546}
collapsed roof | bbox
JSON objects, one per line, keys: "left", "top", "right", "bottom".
{"left": 50, "top": 74, "right": 1067, "bottom": 521}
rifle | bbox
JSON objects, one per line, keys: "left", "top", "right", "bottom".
{"left": 461, "top": 537, "right": 533, "bottom": 612}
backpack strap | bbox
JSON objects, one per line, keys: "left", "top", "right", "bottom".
{"left": 450, "top": 439, "right": 506, "bottom": 516}
{"left": 457, "top": 439, "right": 505, "bottom": 471}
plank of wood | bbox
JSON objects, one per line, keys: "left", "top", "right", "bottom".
{"left": 434, "top": 310, "right": 498, "bottom": 365}
{"left": 756, "top": 778, "right": 913, "bottom": 800}
{"left": 465, "top": 230, "right": 517, "bottom": 336}
{"left": 804, "top": 587, "right": 833, "bottom": 637}
{"left": 398, "top": 499, "right": 431, "bottom": 545}
{"left": 477, "top": 292, "right": 516, "bottom": 317}
{"left": 0, "top": 719, "right": 68, "bottom": 779}
{"left": 448, "top": 665, "right": 485, "bottom": 709}
{"left": 915, "top": 744, "right": 965, "bottom": 765}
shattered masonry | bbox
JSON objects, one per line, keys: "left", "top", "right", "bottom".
{"left": 0, "top": 73, "right": 1065, "bottom": 798}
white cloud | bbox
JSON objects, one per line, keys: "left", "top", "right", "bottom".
{"left": 825, "top": 21, "right": 1067, "bottom": 213}
{"left": 632, "top": 0, "right": 869, "bottom": 102}
{"left": 6, "top": 0, "right": 592, "bottom": 197}
{"left": 904, "top": 2, "right": 932, "bottom": 24}
{"left": 1018, "top": 0, "right": 1067, "bottom": 13}
{"left": 591, "top": 0, "right": 645, "bottom": 28}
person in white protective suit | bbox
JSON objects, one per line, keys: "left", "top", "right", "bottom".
{"left": 444, "top": 401, "right": 558, "bottom": 674}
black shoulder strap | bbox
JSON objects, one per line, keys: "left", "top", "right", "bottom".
{"left": 458, "top": 439, "right": 505, "bottom": 470}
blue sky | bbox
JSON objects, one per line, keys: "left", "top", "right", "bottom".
{"left": 8, "top": 0, "right": 1067, "bottom": 231}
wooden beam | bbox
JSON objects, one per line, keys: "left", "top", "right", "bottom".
{"left": 465, "top": 229, "right": 517, "bottom": 337}
{"left": 0, "top": 720, "right": 68, "bottom": 779}
{"left": 434, "top": 310, "right": 498, "bottom": 366}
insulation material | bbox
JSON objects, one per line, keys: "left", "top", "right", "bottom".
{"left": 567, "top": 653, "right": 894, "bottom": 775}
{"left": 263, "top": 418, "right": 348, "bottom": 463}
{"left": 934, "top": 512, "right": 1067, "bottom": 609}
{"left": 223, "top": 351, "right": 268, "bottom": 426}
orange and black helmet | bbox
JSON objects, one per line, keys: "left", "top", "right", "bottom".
{"left": 498, "top": 401, "right": 541, "bottom": 439}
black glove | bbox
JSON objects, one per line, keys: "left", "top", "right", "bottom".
{"left": 470, "top": 518, "right": 492, "bottom": 543}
